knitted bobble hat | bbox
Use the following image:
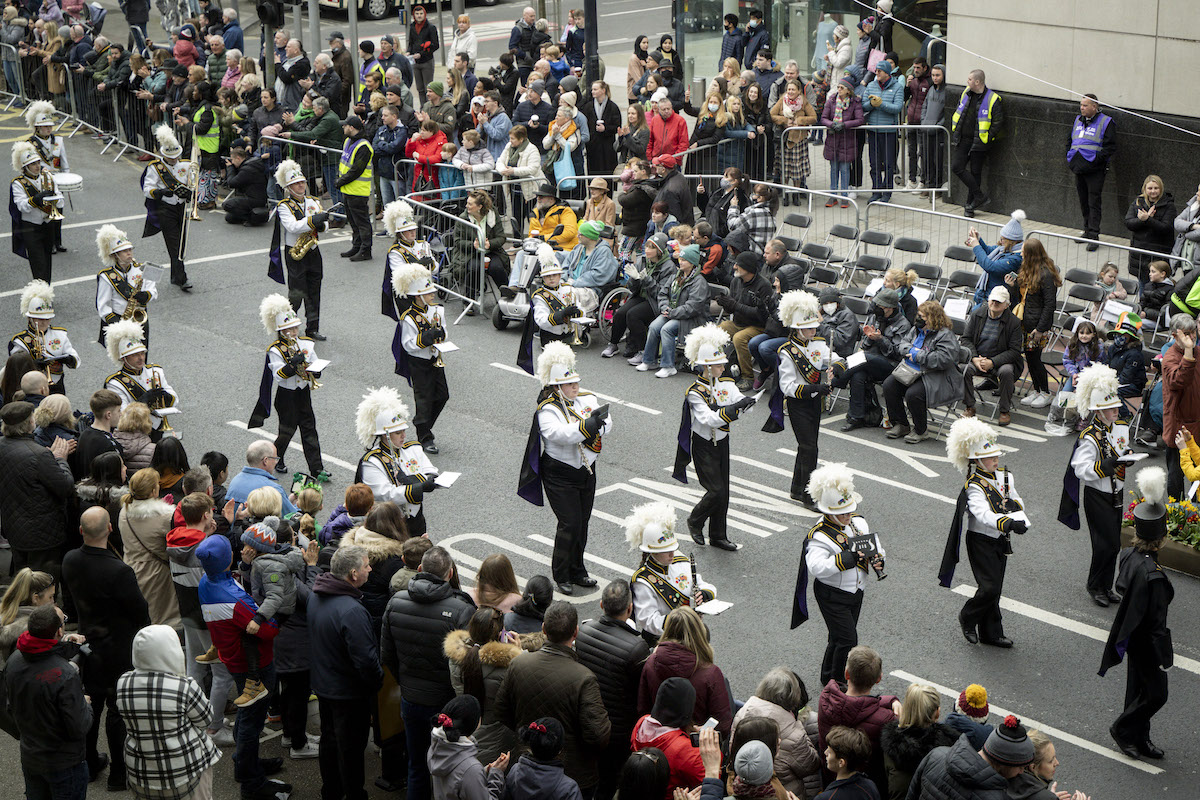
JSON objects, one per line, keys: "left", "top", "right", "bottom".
{"left": 983, "top": 715, "right": 1035, "bottom": 767}
{"left": 956, "top": 684, "right": 989, "bottom": 719}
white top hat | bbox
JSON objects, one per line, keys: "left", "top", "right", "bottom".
{"left": 778, "top": 289, "right": 821, "bottom": 329}
{"left": 946, "top": 417, "right": 1003, "bottom": 473}
{"left": 383, "top": 200, "right": 418, "bottom": 235}
{"left": 104, "top": 319, "right": 147, "bottom": 364}
{"left": 259, "top": 293, "right": 302, "bottom": 333}
{"left": 536, "top": 242, "right": 563, "bottom": 277}
{"left": 624, "top": 502, "right": 679, "bottom": 553}
{"left": 12, "top": 141, "right": 40, "bottom": 171}
{"left": 1075, "top": 363, "right": 1122, "bottom": 412}
{"left": 20, "top": 280, "right": 55, "bottom": 319}
{"left": 25, "top": 101, "right": 55, "bottom": 130}
{"left": 391, "top": 261, "right": 436, "bottom": 297}
{"left": 96, "top": 224, "right": 134, "bottom": 266}
{"left": 684, "top": 323, "right": 730, "bottom": 367}
{"left": 274, "top": 159, "right": 306, "bottom": 189}
{"left": 154, "top": 125, "right": 183, "bottom": 158}
{"left": 807, "top": 463, "right": 861, "bottom": 515}
{"left": 355, "top": 387, "right": 411, "bottom": 447}
{"left": 537, "top": 341, "right": 580, "bottom": 387}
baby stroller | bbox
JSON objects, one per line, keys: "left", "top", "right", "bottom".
{"left": 78, "top": 3, "right": 107, "bottom": 36}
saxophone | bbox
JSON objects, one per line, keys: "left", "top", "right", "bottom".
{"left": 290, "top": 231, "right": 318, "bottom": 260}
{"left": 37, "top": 170, "right": 63, "bottom": 221}
{"left": 150, "top": 370, "right": 175, "bottom": 434}
{"left": 29, "top": 329, "right": 51, "bottom": 380}
{"left": 121, "top": 265, "right": 148, "bottom": 324}
{"left": 283, "top": 339, "right": 321, "bottom": 389}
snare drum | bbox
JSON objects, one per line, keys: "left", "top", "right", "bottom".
{"left": 52, "top": 172, "right": 83, "bottom": 193}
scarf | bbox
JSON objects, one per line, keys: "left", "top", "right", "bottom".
{"left": 834, "top": 94, "right": 849, "bottom": 124}
{"left": 16, "top": 631, "right": 58, "bottom": 655}
{"left": 730, "top": 776, "right": 777, "bottom": 799}
{"left": 507, "top": 139, "right": 528, "bottom": 167}
{"left": 782, "top": 93, "right": 803, "bottom": 116}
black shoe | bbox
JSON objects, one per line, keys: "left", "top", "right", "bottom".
{"left": 1092, "top": 591, "right": 1111, "bottom": 607}
{"left": 89, "top": 753, "right": 110, "bottom": 782}
{"left": 375, "top": 777, "right": 407, "bottom": 792}
{"left": 340, "top": 248, "right": 359, "bottom": 258}
{"left": 1137, "top": 739, "right": 1165, "bottom": 759}
{"left": 1087, "top": 241, "right": 1099, "bottom": 252}
{"left": 349, "top": 251, "right": 373, "bottom": 262}
{"left": 573, "top": 576, "right": 598, "bottom": 588}
{"left": 55, "top": 245, "right": 68, "bottom": 253}
{"left": 178, "top": 280, "right": 193, "bottom": 292}
{"left": 960, "top": 623, "right": 979, "bottom": 644}
{"left": 422, "top": 441, "right": 439, "bottom": 455}
{"left": 260, "top": 757, "right": 284, "bottom": 776}
{"left": 1110, "top": 725, "right": 1140, "bottom": 758}
{"left": 840, "top": 419, "right": 865, "bottom": 432}
{"left": 981, "top": 635, "right": 1014, "bottom": 648}
{"left": 963, "top": 207, "right": 975, "bottom": 218}
{"left": 710, "top": 538, "right": 741, "bottom": 551}
{"left": 106, "top": 776, "right": 127, "bottom": 792}
{"left": 242, "top": 778, "right": 293, "bottom": 800}
{"left": 274, "top": 462, "right": 289, "bottom": 475}
{"left": 689, "top": 523, "right": 705, "bottom": 545}
{"left": 555, "top": 581, "right": 574, "bottom": 595}
{"left": 306, "top": 331, "right": 327, "bottom": 341}
{"left": 973, "top": 193, "right": 989, "bottom": 211}
{"left": 1106, "top": 589, "right": 1122, "bottom": 603}
{"left": 499, "top": 286, "right": 518, "bottom": 300}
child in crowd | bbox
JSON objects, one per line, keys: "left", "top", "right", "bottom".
{"left": 389, "top": 535, "right": 433, "bottom": 594}
{"left": 322, "top": 483, "right": 375, "bottom": 545}
{"left": 817, "top": 726, "right": 881, "bottom": 800}
{"left": 1091, "top": 262, "right": 1128, "bottom": 321}
{"left": 1062, "top": 320, "right": 1100, "bottom": 392}
{"left": 1139, "top": 260, "right": 1174, "bottom": 328}
{"left": 1100, "top": 311, "right": 1147, "bottom": 417}
{"left": 439, "top": 141, "right": 466, "bottom": 200}
{"left": 943, "top": 683, "right": 993, "bottom": 749}
{"left": 292, "top": 486, "right": 323, "bottom": 544}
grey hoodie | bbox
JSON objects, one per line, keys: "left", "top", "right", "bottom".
{"left": 428, "top": 727, "right": 505, "bottom": 800}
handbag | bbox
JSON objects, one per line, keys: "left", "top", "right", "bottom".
{"left": 891, "top": 361, "right": 921, "bottom": 386}
{"left": 553, "top": 144, "right": 577, "bottom": 191}
{"left": 1013, "top": 285, "right": 1027, "bottom": 320}
{"left": 866, "top": 48, "right": 887, "bottom": 75}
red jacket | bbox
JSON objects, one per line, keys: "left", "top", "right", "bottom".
{"left": 817, "top": 680, "right": 897, "bottom": 791}
{"left": 1161, "top": 344, "right": 1200, "bottom": 444}
{"left": 405, "top": 130, "right": 448, "bottom": 190}
{"left": 646, "top": 111, "right": 689, "bottom": 160}
{"left": 631, "top": 714, "right": 704, "bottom": 798}
{"left": 636, "top": 641, "right": 733, "bottom": 734}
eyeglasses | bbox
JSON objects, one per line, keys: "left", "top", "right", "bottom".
{"left": 263, "top": 455, "right": 280, "bottom": 463}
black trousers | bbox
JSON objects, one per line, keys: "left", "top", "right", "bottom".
{"left": 83, "top": 682, "right": 126, "bottom": 783}
{"left": 787, "top": 396, "right": 820, "bottom": 499}
{"left": 1166, "top": 444, "right": 1186, "bottom": 502}
{"left": 961, "top": 532, "right": 1007, "bottom": 641}
{"left": 1075, "top": 168, "right": 1107, "bottom": 237}
{"left": 278, "top": 670, "right": 311, "bottom": 749}
{"left": 318, "top": 696, "right": 371, "bottom": 800}
{"left": 1025, "top": 343, "right": 1050, "bottom": 393}
{"left": 52, "top": 217, "right": 63, "bottom": 249}
{"left": 921, "top": 130, "right": 946, "bottom": 187}
{"left": 285, "top": 247, "right": 324, "bottom": 334}
{"left": 688, "top": 434, "right": 731, "bottom": 543}
{"left": 1114, "top": 642, "right": 1169, "bottom": 745}
{"left": 409, "top": 356, "right": 449, "bottom": 444}
{"left": 274, "top": 386, "right": 323, "bottom": 474}
{"left": 19, "top": 221, "right": 54, "bottom": 282}
{"left": 1083, "top": 486, "right": 1121, "bottom": 593}
{"left": 154, "top": 201, "right": 188, "bottom": 285}
{"left": 834, "top": 354, "right": 893, "bottom": 422}
{"left": 594, "top": 736, "right": 632, "bottom": 800}
{"left": 813, "top": 581, "right": 863, "bottom": 686}
{"left": 951, "top": 144, "right": 987, "bottom": 205}
{"left": 882, "top": 374, "right": 930, "bottom": 433}
{"left": 543, "top": 455, "right": 596, "bottom": 583}
{"left": 609, "top": 296, "right": 656, "bottom": 354}
{"left": 224, "top": 196, "right": 261, "bottom": 224}
{"left": 342, "top": 194, "right": 372, "bottom": 254}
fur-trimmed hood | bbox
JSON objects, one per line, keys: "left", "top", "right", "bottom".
{"left": 77, "top": 483, "right": 131, "bottom": 506}
{"left": 340, "top": 525, "right": 405, "bottom": 562}
{"left": 879, "top": 720, "right": 960, "bottom": 774}
{"left": 443, "top": 628, "right": 522, "bottom": 669}
{"left": 122, "top": 497, "right": 177, "bottom": 522}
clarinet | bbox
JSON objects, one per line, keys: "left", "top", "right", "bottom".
{"left": 689, "top": 552, "right": 700, "bottom": 606}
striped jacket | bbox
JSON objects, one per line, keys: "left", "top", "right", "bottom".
{"left": 198, "top": 565, "right": 279, "bottom": 673}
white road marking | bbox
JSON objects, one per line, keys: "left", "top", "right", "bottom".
{"left": 0, "top": 212, "right": 145, "bottom": 240}
{"left": 740, "top": 452, "right": 959, "bottom": 505}
{"left": 226, "top": 420, "right": 357, "bottom": 472}
{"left": 595, "top": 481, "right": 775, "bottom": 537}
{"left": 489, "top": 362, "right": 662, "bottom": 415}
{"left": 950, "top": 584, "right": 1200, "bottom": 677}
{"left": 890, "top": 669, "right": 1163, "bottom": 775}
{"left": 438, "top": 532, "right": 611, "bottom": 604}
{"left": 817, "top": 426, "right": 944, "bottom": 478}
{"left": 527, "top": 534, "right": 631, "bottom": 575}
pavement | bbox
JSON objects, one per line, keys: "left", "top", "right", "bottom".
{"left": 0, "top": 3, "right": 1195, "bottom": 799}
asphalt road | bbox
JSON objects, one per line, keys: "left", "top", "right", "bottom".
{"left": 2, "top": 5, "right": 1197, "bottom": 799}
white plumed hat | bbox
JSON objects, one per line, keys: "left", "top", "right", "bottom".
{"left": 391, "top": 260, "right": 436, "bottom": 297}
{"left": 105, "top": 319, "right": 146, "bottom": 364}
{"left": 96, "top": 224, "right": 133, "bottom": 266}
{"left": 20, "top": 280, "right": 55, "bottom": 319}
{"left": 259, "top": 293, "right": 301, "bottom": 333}
{"left": 1075, "top": 363, "right": 1122, "bottom": 412}
{"left": 778, "top": 290, "right": 821, "bottom": 329}
{"left": 624, "top": 502, "right": 678, "bottom": 553}
{"left": 807, "top": 462, "right": 861, "bottom": 515}
{"left": 536, "top": 341, "right": 579, "bottom": 387}
{"left": 11, "top": 141, "right": 40, "bottom": 171}
{"left": 355, "top": 386, "right": 410, "bottom": 448}
{"left": 684, "top": 323, "right": 730, "bottom": 367}
{"left": 24, "top": 100, "right": 55, "bottom": 129}
{"left": 537, "top": 242, "right": 563, "bottom": 277}
{"left": 153, "top": 125, "right": 183, "bottom": 158}
{"left": 274, "top": 159, "right": 305, "bottom": 188}
{"left": 383, "top": 200, "right": 418, "bottom": 235}
{"left": 945, "top": 417, "right": 1003, "bottom": 473}
{"left": 1133, "top": 466, "right": 1168, "bottom": 541}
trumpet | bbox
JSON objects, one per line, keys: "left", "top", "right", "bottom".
{"left": 122, "top": 266, "right": 148, "bottom": 324}
{"left": 150, "top": 370, "right": 176, "bottom": 435}
{"left": 283, "top": 339, "right": 322, "bottom": 389}
{"left": 38, "top": 171, "right": 63, "bottom": 221}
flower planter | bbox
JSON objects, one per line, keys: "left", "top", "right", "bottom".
{"left": 1119, "top": 528, "right": 1200, "bottom": 577}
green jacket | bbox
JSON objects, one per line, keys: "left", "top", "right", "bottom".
{"left": 423, "top": 97, "right": 457, "bottom": 139}
{"left": 206, "top": 53, "right": 227, "bottom": 86}
{"left": 287, "top": 112, "right": 344, "bottom": 165}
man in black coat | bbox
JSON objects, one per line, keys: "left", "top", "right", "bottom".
{"left": 574, "top": 581, "right": 650, "bottom": 800}
{"left": 406, "top": 4, "right": 439, "bottom": 98}
{"left": 223, "top": 145, "right": 269, "bottom": 226}
{"left": 961, "top": 285, "right": 1024, "bottom": 426}
{"left": 651, "top": 154, "right": 694, "bottom": 225}
{"left": 3, "top": 604, "right": 93, "bottom": 795}
{"left": 60, "top": 506, "right": 152, "bottom": 791}
{"left": 716, "top": 252, "right": 773, "bottom": 390}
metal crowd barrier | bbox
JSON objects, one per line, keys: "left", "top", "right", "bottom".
{"left": 404, "top": 194, "right": 488, "bottom": 322}
{"left": 262, "top": 134, "right": 344, "bottom": 200}
{"left": 1025, "top": 229, "right": 1189, "bottom": 286}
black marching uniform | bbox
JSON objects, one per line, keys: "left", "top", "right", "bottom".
{"left": 1059, "top": 416, "right": 1130, "bottom": 599}
{"left": 396, "top": 301, "right": 450, "bottom": 450}
{"left": 9, "top": 170, "right": 56, "bottom": 283}
{"left": 28, "top": 133, "right": 67, "bottom": 251}
{"left": 270, "top": 196, "right": 329, "bottom": 336}
{"left": 141, "top": 158, "right": 191, "bottom": 287}
{"left": 764, "top": 334, "right": 831, "bottom": 505}
{"left": 249, "top": 334, "right": 325, "bottom": 476}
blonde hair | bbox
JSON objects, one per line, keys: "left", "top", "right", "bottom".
{"left": 296, "top": 487, "right": 323, "bottom": 515}
{"left": 0, "top": 568, "right": 54, "bottom": 626}
{"left": 898, "top": 683, "right": 941, "bottom": 729}
{"left": 661, "top": 606, "right": 715, "bottom": 668}
{"left": 545, "top": 44, "right": 560, "bottom": 59}
{"left": 699, "top": 90, "right": 729, "bottom": 127}
{"left": 369, "top": 90, "right": 387, "bottom": 111}
{"left": 124, "top": 467, "right": 161, "bottom": 505}
{"left": 672, "top": 224, "right": 693, "bottom": 243}
{"left": 32, "top": 394, "right": 72, "bottom": 429}
{"left": 118, "top": 402, "right": 154, "bottom": 434}
{"left": 1028, "top": 729, "right": 1054, "bottom": 768}
{"left": 886, "top": 266, "right": 918, "bottom": 288}
{"left": 246, "top": 486, "right": 283, "bottom": 517}
{"left": 299, "top": 514, "right": 316, "bottom": 537}
{"left": 188, "top": 65, "right": 206, "bottom": 83}
{"left": 1139, "top": 174, "right": 1164, "bottom": 202}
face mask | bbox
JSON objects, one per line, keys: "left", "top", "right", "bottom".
{"left": 748, "top": 19, "right": 758, "bottom": 28}
{"left": 822, "top": 303, "right": 837, "bottom": 315}
{"left": 707, "top": 102, "right": 719, "bottom": 112}
{"left": 719, "top": 177, "right": 732, "bottom": 189}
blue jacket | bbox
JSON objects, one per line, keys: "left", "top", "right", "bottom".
{"left": 1102, "top": 339, "right": 1148, "bottom": 397}
{"left": 223, "top": 20, "right": 244, "bottom": 53}
{"left": 227, "top": 466, "right": 297, "bottom": 514}
{"left": 565, "top": 242, "right": 619, "bottom": 289}
{"left": 863, "top": 73, "right": 904, "bottom": 125}
{"left": 970, "top": 239, "right": 1022, "bottom": 307}
{"left": 719, "top": 28, "right": 744, "bottom": 70}
{"left": 742, "top": 25, "right": 769, "bottom": 69}
{"left": 307, "top": 573, "right": 383, "bottom": 700}
{"left": 478, "top": 110, "right": 512, "bottom": 161}
{"left": 372, "top": 122, "right": 409, "bottom": 178}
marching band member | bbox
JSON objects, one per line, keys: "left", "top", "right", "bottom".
{"left": 940, "top": 417, "right": 1028, "bottom": 648}
{"left": 25, "top": 101, "right": 68, "bottom": 254}
{"left": 517, "top": 242, "right": 576, "bottom": 374}
{"left": 391, "top": 261, "right": 450, "bottom": 455}
{"left": 8, "top": 280, "right": 78, "bottom": 395}
{"left": 517, "top": 342, "right": 612, "bottom": 595}
{"left": 268, "top": 159, "right": 330, "bottom": 341}
{"left": 627, "top": 501, "right": 716, "bottom": 641}
{"left": 9, "top": 141, "right": 58, "bottom": 282}
{"left": 763, "top": 291, "right": 831, "bottom": 510}
{"left": 792, "top": 463, "right": 886, "bottom": 687}
{"left": 103, "top": 319, "right": 178, "bottom": 441}
{"left": 248, "top": 294, "right": 329, "bottom": 482}
{"left": 1059, "top": 364, "right": 1130, "bottom": 608}
{"left": 96, "top": 224, "right": 157, "bottom": 346}
{"left": 1100, "top": 466, "right": 1173, "bottom": 761}
{"left": 354, "top": 386, "right": 439, "bottom": 536}
{"left": 672, "top": 323, "right": 756, "bottom": 552}
{"left": 141, "top": 125, "right": 193, "bottom": 291}
{"left": 380, "top": 200, "right": 436, "bottom": 322}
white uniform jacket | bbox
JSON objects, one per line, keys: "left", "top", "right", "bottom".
{"left": 687, "top": 376, "right": 745, "bottom": 443}
{"left": 360, "top": 440, "right": 439, "bottom": 518}
{"left": 632, "top": 553, "right": 716, "bottom": 637}
{"left": 8, "top": 327, "right": 79, "bottom": 385}
{"left": 104, "top": 365, "right": 177, "bottom": 430}
{"left": 537, "top": 390, "right": 612, "bottom": 469}
{"left": 778, "top": 336, "right": 831, "bottom": 398}
{"left": 268, "top": 336, "right": 320, "bottom": 391}
{"left": 806, "top": 515, "right": 884, "bottom": 595}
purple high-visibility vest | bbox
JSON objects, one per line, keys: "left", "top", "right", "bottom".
{"left": 1067, "top": 113, "right": 1111, "bottom": 162}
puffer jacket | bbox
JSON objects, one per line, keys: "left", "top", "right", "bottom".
{"left": 879, "top": 721, "right": 959, "bottom": 800}
{"left": 970, "top": 239, "right": 1022, "bottom": 307}
{"left": 905, "top": 734, "right": 1009, "bottom": 800}
{"left": 657, "top": 265, "right": 712, "bottom": 345}
{"left": 817, "top": 679, "right": 897, "bottom": 791}
{"left": 428, "top": 726, "right": 506, "bottom": 800}
{"left": 1005, "top": 769, "right": 1057, "bottom": 800}
{"left": 618, "top": 178, "right": 658, "bottom": 238}
{"left": 733, "top": 695, "right": 822, "bottom": 798}
{"left": 637, "top": 641, "right": 732, "bottom": 735}
{"left": 246, "top": 544, "right": 308, "bottom": 621}
{"left": 445, "top": 629, "right": 522, "bottom": 763}
{"left": 0, "top": 433, "right": 75, "bottom": 550}
{"left": 340, "top": 525, "right": 406, "bottom": 626}
{"left": 0, "top": 605, "right": 35, "bottom": 663}
{"left": 113, "top": 429, "right": 156, "bottom": 472}
{"left": 574, "top": 615, "right": 650, "bottom": 740}
{"left": 502, "top": 755, "right": 583, "bottom": 800}
{"left": 166, "top": 524, "right": 208, "bottom": 627}
{"left": 862, "top": 307, "right": 913, "bottom": 362}
{"left": 321, "top": 504, "right": 364, "bottom": 545}
{"left": 380, "top": 572, "right": 476, "bottom": 706}
{"left": 453, "top": 142, "right": 496, "bottom": 188}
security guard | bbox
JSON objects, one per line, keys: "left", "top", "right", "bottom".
{"left": 673, "top": 323, "right": 756, "bottom": 551}
{"left": 527, "top": 183, "right": 579, "bottom": 251}
{"left": 9, "top": 280, "right": 78, "bottom": 395}
{"left": 9, "top": 141, "right": 58, "bottom": 282}
{"left": 140, "top": 126, "right": 193, "bottom": 290}
{"left": 793, "top": 463, "right": 885, "bottom": 686}
{"left": 950, "top": 70, "right": 1004, "bottom": 218}
{"left": 335, "top": 114, "right": 374, "bottom": 262}
{"left": 392, "top": 262, "right": 449, "bottom": 454}
{"left": 381, "top": 200, "right": 436, "bottom": 321}
{"left": 269, "top": 159, "right": 330, "bottom": 341}
{"left": 628, "top": 501, "right": 716, "bottom": 640}
{"left": 1067, "top": 93, "right": 1115, "bottom": 251}
{"left": 355, "top": 386, "right": 439, "bottom": 536}
{"left": 96, "top": 224, "right": 157, "bottom": 347}
{"left": 518, "top": 342, "right": 612, "bottom": 595}
{"left": 249, "top": 294, "right": 329, "bottom": 482}
{"left": 764, "top": 291, "right": 831, "bottom": 510}
{"left": 940, "top": 417, "right": 1028, "bottom": 648}
{"left": 1059, "top": 364, "right": 1130, "bottom": 608}
{"left": 190, "top": 82, "right": 222, "bottom": 209}
{"left": 103, "top": 319, "right": 178, "bottom": 440}
{"left": 25, "top": 101, "right": 68, "bottom": 253}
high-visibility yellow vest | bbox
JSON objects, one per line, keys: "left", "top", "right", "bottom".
{"left": 193, "top": 106, "right": 219, "bottom": 153}
{"left": 337, "top": 138, "right": 374, "bottom": 196}
{"left": 952, "top": 88, "right": 1001, "bottom": 145}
